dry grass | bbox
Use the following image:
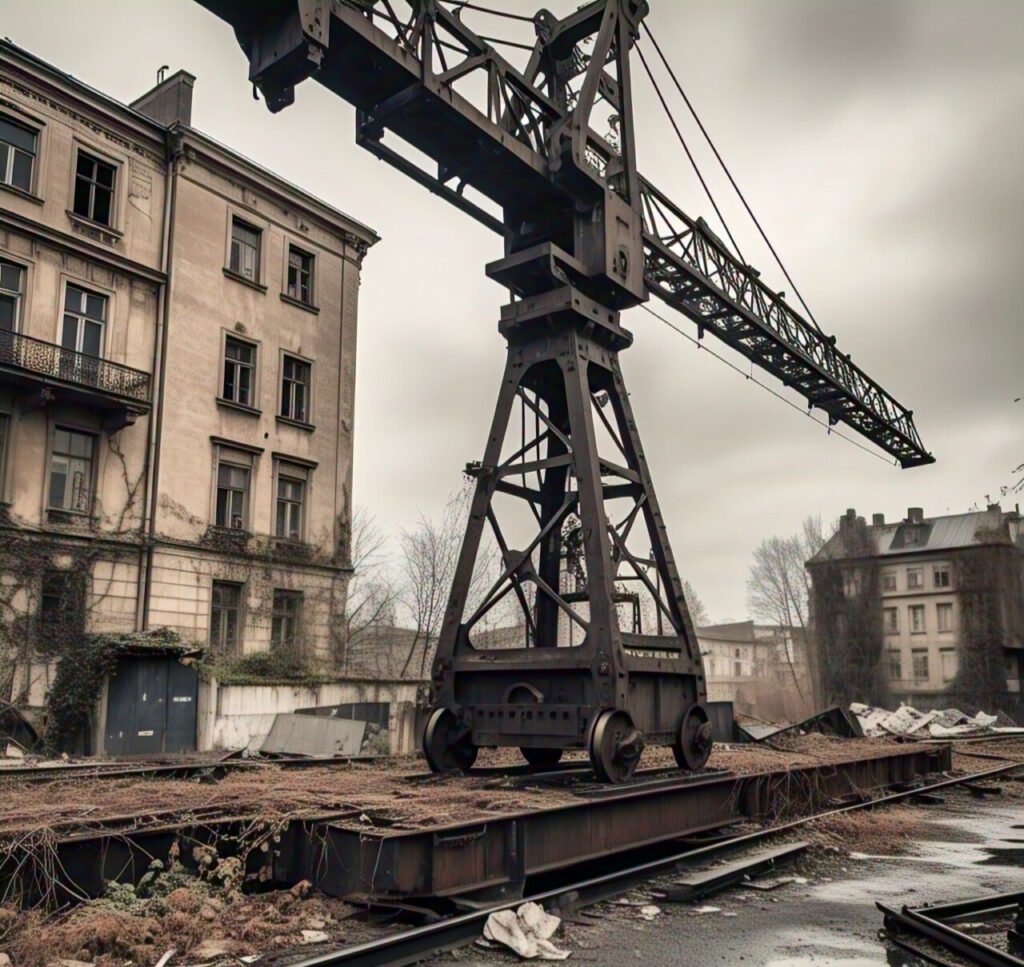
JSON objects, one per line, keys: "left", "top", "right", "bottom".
{"left": 804, "top": 803, "right": 930, "bottom": 855}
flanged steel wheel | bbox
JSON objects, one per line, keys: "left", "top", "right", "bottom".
{"left": 588, "top": 709, "right": 644, "bottom": 783}
{"left": 520, "top": 746, "right": 563, "bottom": 768}
{"left": 673, "top": 704, "right": 713, "bottom": 771}
{"left": 423, "top": 707, "right": 477, "bottom": 774}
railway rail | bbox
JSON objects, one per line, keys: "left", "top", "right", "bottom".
{"left": 287, "top": 758, "right": 1024, "bottom": 967}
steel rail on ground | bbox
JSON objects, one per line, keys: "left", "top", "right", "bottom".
{"left": 289, "top": 759, "right": 1024, "bottom": 967}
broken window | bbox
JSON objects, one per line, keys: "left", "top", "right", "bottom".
{"left": 275, "top": 466, "right": 306, "bottom": 540}
{"left": 280, "top": 355, "right": 310, "bottom": 423}
{"left": 210, "top": 581, "right": 242, "bottom": 655}
{"left": 287, "top": 246, "right": 314, "bottom": 305}
{"left": 936, "top": 602, "right": 953, "bottom": 633}
{"left": 215, "top": 461, "right": 250, "bottom": 529}
{"left": 909, "top": 604, "right": 925, "bottom": 634}
{"left": 73, "top": 151, "right": 116, "bottom": 225}
{"left": 887, "top": 650, "right": 902, "bottom": 681}
{"left": 222, "top": 336, "right": 256, "bottom": 407}
{"left": 0, "top": 259, "right": 24, "bottom": 332}
{"left": 884, "top": 607, "right": 899, "bottom": 635}
{"left": 49, "top": 427, "right": 95, "bottom": 514}
{"left": 911, "top": 648, "right": 929, "bottom": 684}
{"left": 933, "top": 565, "right": 950, "bottom": 589}
{"left": 0, "top": 116, "right": 37, "bottom": 192}
{"left": 907, "top": 567, "right": 923, "bottom": 590}
{"left": 271, "top": 589, "right": 302, "bottom": 653}
{"left": 229, "top": 219, "right": 261, "bottom": 282}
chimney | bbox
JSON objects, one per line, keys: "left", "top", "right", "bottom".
{"left": 839, "top": 508, "right": 857, "bottom": 533}
{"left": 907, "top": 507, "right": 924, "bottom": 524}
{"left": 987, "top": 502, "right": 1001, "bottom": 513}
{"left": 872, "top": 513, "right": 885, "bottom": 526}
{"left": 131, "top": 69, "right": 195, "bottom": 127}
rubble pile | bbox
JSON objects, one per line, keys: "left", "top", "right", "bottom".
{"left": 850, "top": 702, "right": 1023, "bottom": 739}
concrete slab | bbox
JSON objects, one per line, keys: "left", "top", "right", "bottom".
{"left": 260, "top": 713, "right": 366, "bottom": 757}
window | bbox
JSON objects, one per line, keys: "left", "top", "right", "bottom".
{"left": 0, "top": 116, "right": 36, "bottom": 192}
{"left": 909, "top": 604, "right": 925, "bottom": 634}
{"left": 215, "top": 462, "right": 250, "bottom": 529}
{"left": 912, "top": 649, "right": 929, "bottom": 684}
{"left": 940, "top": 648, "right": 957, "bottom": 683}
{"left": 907, "top": 567, "right": 923, "bottom": 590}
{"left": 887, "top": 650, "right": 902, "bottom": 681}
{"left": 38, "top": 569, "right": 85, "bottom": 641}
{"left": 882, "top": 571, "right": 897, "bottom": 592}
{"left": 842, "top": 568, "right": 863, "bottom": 598}
{"left": 276, "top": 469, "right": 306, "bottom": 540}
{"left": 904, "top": 527, "right": 920, "bottom": 546}
{"left": 733, "top": 646, "right": 742, "bottom": 678}
{"left": 210, "top": 581, "right": 242, "bottom": 655}
{"left": 280, "top": 355, "right": 311, "bottom": 423}
{"left": 62, "top": 284, "right": 106, "bottom": 358}
{"left": 884, "top": 607, "right": 899, "bottom": 635}
{"left": 0, "top": 260, "right": 25, "bottom": 332}
{"left": 937, "top": 602, "right": 953, "bottom": 633}
{"left": 49, "top": 427, "right": 95, "bottom": 513}
{"left": 229, "top": 219, "right": 261, "bottom": 282}
{"left": 933, "top": 565, "right": 950, "bottom": 589}
{"left": 287, "top": 247, "right": 314, "bottom": 305}
{"left": 73, "top": 151, "right": 116, "bottom": 225}
{"left": 222, "top": 336, "right": 256, "bottom": 407}
{"left": 0, "top": 413, "right": 8, "bottom": 490}
{"left": 271, "top": 589, "right": 302, "bottom": 653}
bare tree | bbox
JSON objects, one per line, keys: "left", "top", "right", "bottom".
{"left": 746, "top": 515, "right": 827, "bottom": 702}
{"left": 335, "top": 507, "right": 398, "bottom": 676}
{"left": 681, "top": 579, "right": 709, "bottom": 627}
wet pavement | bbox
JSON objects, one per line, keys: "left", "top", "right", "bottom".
{"left": 437, "top": 786, "right": 1022, "bottom": 966}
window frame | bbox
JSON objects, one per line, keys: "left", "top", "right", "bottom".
{"left": 0, "top": 113, "right": 40, "bottom": 195}
{"left": 881, "top": 571, "right": 897, "bottom": 593}
{"left": 0, "top": 257, "right": 26, "bottom": 334}
{"left": 906, "top": 567, "right": 924, "bottom": 590}
{"left": 47, "top": 425, "right": 97, "bottom": 516}
{"left": 215, "top": 460, "right": 251, "bottom": 530}
{"left": 284, "top": 244, "right": 316, "bottom": 307}
{"left": 227, "top": 216, "right": 264, "bottom": 286}
{"left": 911, "top": 648, "right": 929, "bottom": 684}
{"left": 60, "top": 281, "right": 107, "bottom": 359}
{"left": 884, "top": 607, "right": 899, "bottom": 635}
{"left": 279, "top": 352, "right": 313, "bottom": 425}
{"left": 933, "top": 565, "right": 951, "bottom": 589}
{"left": 270, "top": 588, "right": 303, "bottom": 654}
{"left": 210, "top": 438, "right": 262, "bottom": 532}
{"left": 909, "top": 603, "right": 926, "bottom": 635}
{"left": 272, "top": 456, "right": 314, "bottom": 542}
{"left": 71, "top": 147, "right": 118, "bottom": 227}
{"left": 936, "top": 602, "right": 954, "bottom": 633}
{"left": 210, "top": 580, "right": 243, "bottom": 657}
{"left": 939, "top": 647, "right": 957, "bottom": 683}
{"left": 220, "top": 332, "right": 260, "bottom": 411}
{"left": 887, "top": 649, "right": 902, "bottom": 681}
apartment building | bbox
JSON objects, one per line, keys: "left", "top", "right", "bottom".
{"left": 807, "top": 505, "right": 1024, "bottom": 714}
{"left": 0, "top": 42, "right": 377, "bottom": 753}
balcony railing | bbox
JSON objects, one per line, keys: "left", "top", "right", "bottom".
{"left": 0, "top": 329, "right": 151, "bottom": 403}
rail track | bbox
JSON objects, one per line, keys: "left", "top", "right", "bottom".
{"left": 286, "top": 758, "right": 1024, "bottom": 967}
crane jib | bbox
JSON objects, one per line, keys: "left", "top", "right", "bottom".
{"left": 193, "top": 0, "right": 932, "bottom": 469}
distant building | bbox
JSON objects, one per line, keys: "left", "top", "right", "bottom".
{"left": 807, "top": 505, "right": 1024, "bottom": 715}
{"left": 0, "top": 42, "right": 380, "bottom": 753}
{"left": 698, "top": 620, "right": 814, "bottom": 721}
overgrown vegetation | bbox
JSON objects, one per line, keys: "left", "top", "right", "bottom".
{"left": 809, "top": 516, "right": 888, "bottom": 707}
{"left": 44, "top": 629, "right": 194, "bottom": 754}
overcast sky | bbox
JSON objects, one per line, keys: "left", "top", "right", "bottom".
{"left": 5, "top": 0, "right": 1022, "bottom": 621}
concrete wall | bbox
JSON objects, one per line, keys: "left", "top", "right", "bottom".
{"left": 197, "top": 679, "right": 421, "bottom": 755}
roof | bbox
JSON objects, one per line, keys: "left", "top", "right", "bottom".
{"left": 808, "top": 506, "right": 1024, "bottom": 564}
{"left": 0, "top": 40, "right": 379, "bottom": 246}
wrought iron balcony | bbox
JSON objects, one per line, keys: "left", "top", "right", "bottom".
{"left": 0, "top": 329, "right": 152, "bottom": 408}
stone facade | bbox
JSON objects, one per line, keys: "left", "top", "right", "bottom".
{"left": 0, "top": 43, "right": 378, "bottom": 752}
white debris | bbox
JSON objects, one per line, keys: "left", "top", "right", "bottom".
{"left": 483, "top": 902, "right": 570, "bottom": 960}
{"left": 850, "top": 703, "right": 1014, "bottom": 738}
{"left": 299, "top": 930, "right": 329, "bottom": 944}
{"left": 638, "top": 905, "right": 661, "bottom": 921}
{"left": 692, "top": 905, "right": 721, "bottom": 915}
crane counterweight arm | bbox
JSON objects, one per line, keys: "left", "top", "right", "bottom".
{"left": 194, "top": 0, "right": 932, "bottom": 469}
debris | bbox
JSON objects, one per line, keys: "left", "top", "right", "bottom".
{"left": 483, "top": 902, "right": 570, "bottom": 960}
{"left": 154, "top": 949, "right": 177, "bottom": 967}
{"left": 744, "top": 876, "right": 795, "bottom": 892}
{"left": 300, "top": 929, "right": 329, "bottom": 944}
{"left": 692, "top": 906, "right": 721, "bottom": 915}
{"left": 638, "top": 905, "right": 661, "bottom": 921}
{"left": 850, "top": 702, "right": 1019, "bottom": 738}
{"left": 260, "top": 714, "right": 366, "bottom": 757}
{"left": 0, "top": 954, "right": 12, "bottom": 967}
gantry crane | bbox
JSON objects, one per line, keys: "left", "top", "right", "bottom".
{"left": 195, "top": 0, "right": 932, "bottom": 781}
